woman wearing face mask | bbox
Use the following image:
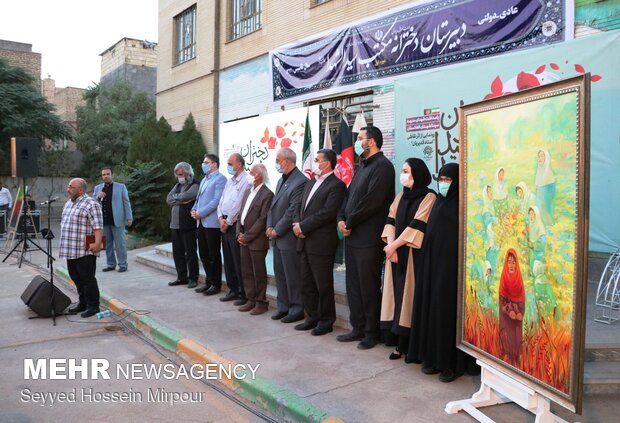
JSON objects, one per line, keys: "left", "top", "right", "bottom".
{"left": 380, "top": 158, "right": 436, "bottom": 361}
{"left": 407, "top": 163, "right": 478, "bottom": 382}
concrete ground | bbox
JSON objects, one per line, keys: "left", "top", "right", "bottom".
{"left": 0, "top": 259, "right": 271, "bottom": 423}
{"left": 1, "top": 222, "right": 618, "bottom": 422}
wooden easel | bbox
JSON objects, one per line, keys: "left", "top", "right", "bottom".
{"left": 445, "top": 360, "right": 571, "bottom": 423}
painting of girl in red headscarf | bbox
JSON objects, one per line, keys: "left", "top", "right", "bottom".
{"left": 498, "top": 248, "right": 525, "bottom": 365}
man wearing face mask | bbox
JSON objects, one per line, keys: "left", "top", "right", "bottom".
{"left": 217, "top": 153, "right": 250, "bottom": 304}
{"left": 337, "top": 125, "right": 395, "bottom": 350}
{"left": 191, "top": 154, "right": 227, "bottom": 294}
{"left": 293, "top": 149, "right": 347, "bottom": 336}
{"left": 265, "top": 147, "right": 308, "bottom": 323}
{"left": 167, "top": 162, "right": 200, "bottom": 287}
{"left": 237, "top": 164, "right": 274, "bottom": 315}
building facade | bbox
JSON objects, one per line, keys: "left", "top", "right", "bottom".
{"left": 100, "top": 37, "right": 158, "bottom": 99}
{"left": 0, "top": 39, "right": 41, "bottom": 90}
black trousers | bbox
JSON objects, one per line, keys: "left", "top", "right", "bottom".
{"left": 221, "top": 225, "right": 244, "bottom": 296}
{"left": 67, "top": 255, "right": 99, "bottom": 309}
{"left": 171, "top": 228, "right": 199, "bottom": 281}
{"left": 345, "top": 244, "right": 384, "bottom": 338}
{"left": 197, "top": 224, "right": 222, "bottom": 288}
{"left": 299, "top": 251, "right": 336, "bottom": 329}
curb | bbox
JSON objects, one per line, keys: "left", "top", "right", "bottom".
{"left": 54, "top": 266, "right": 343, "bottom": 423}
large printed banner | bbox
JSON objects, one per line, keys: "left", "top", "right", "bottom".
{"left": 219, "top": 107, "right": 320, "bottom": 192}
{"left": 270, "top": 0, "right": 573, "bottom": 104}
{"left": 394, "top": 30, "right": 620, "bottom": 253}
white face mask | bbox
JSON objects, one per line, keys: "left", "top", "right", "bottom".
{"left": 399, "top": 172, "right": 413, "bottom": 188}
{"left": 246, "top": 174, "right": 256, "bottom": 185}
{"left": 312, "top": 161, "right": 322, "bottom": 175}
{"left": 177, "top": 176, "right": 186, "bottom": 184}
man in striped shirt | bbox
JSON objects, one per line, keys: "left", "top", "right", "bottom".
{"left": 59, "top": 178, "right": 104, "bottom": 318}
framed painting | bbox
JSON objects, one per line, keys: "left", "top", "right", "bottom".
{"left": 457, "top": 75, "right": 590, "bottom": 412}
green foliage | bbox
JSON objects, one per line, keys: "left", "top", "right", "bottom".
{"left": 174, "top": 113, "right": 205, "bottom": 170}
{"left": 75, "top": 81, "right": 155, "bottom": 180}
{"left": 0, "top": 57, "right": 73, "bottom": 174}
{"left": 122, "top": 113, "right": 206, "bottom": 240}
{"left": 116, "top": 161, "right": 170, "bottom": 241}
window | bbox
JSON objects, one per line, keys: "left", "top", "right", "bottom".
{"left": 175, "top": 5, "right": 197, "bottom": 65}
{"left": 313, "top": 0, "right": 331, "bottom": 5}
{"left": 228, "top": 0, "right": 262, "bottom": 41}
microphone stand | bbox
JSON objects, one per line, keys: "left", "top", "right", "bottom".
{"left": 28, "top": 196, "right": 60, "bottom": 326}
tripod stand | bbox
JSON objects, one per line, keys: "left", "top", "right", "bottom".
{"left": 35, "top": 197, "right": 60, "bottom": 325}
{"left": 2, "top": 178, "right": 51, "bottom": 268}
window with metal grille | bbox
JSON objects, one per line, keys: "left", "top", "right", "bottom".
{"left": 175, "top": 5, "right": 197, "bottom": 64}
{"left": 228, "top": 0, "right": 262, "bottom": 41}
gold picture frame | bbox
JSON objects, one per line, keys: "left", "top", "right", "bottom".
{"left": 457, "top": 74, "right": 590, "bottom": 413}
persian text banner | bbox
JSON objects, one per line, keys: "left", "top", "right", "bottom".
{"left": 270, "top": 0, "right": 572, "bottom": 104}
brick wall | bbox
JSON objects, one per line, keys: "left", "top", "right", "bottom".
{"left": 0, "top": 40, "right": 41, "bottom": 90}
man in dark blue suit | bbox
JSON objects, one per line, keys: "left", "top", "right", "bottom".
{"left": 293, "top": 149, "right": 346, "bottom": 336}
{"left": 266, "top": 147, "right": 308, "bottom": 323}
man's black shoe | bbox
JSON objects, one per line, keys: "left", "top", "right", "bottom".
{"left": 219, "top": 291, "right": 239, "bottom": 302}
{"left": 168, "top": 279, "right": 188, "bottom": 286}
{"left": 281, "top": 312, "right": 304, "bottom": 323}
{"left": 204, "top": 286, "right": 221, "bottom": 296}
{"left": 68, "top": 304, "right": 86, "bottom": 314}
{"left": 336, "top": 331, "right": 364, "bottom": 342}
{"left": 195, "top": 285, "right": 211, "bottom": 293}
{"left": 118, "top": 267, "right": 127, "bottom": 273}
{"left": 357, "top": 336, "right": 379, "bottom": 350}
{"left": 80, "top": 308, "right": 99, "bottom": 318}
{"left": 187, "top": 279, "right": 198, "bottom": 289}
{"left": 102, "top": 267, "right": 115, "bottom": 272}
{"left": 294, "top": 320, "right": 317, "bottom": 331}
{"left": 271, "top": 311, "right": 287, "bottom": 320}
{"left": 233, "top": 298, "right": 248, "bottom": 306}
{"left": 311, "top": 326, "right": 333, "bottom": 336}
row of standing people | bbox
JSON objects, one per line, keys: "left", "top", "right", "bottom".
{"left": 166, "top": 145, "right": 348, "bottom": 335}
{"left": 167, "top": 125, "right": 476, "bottom": 382}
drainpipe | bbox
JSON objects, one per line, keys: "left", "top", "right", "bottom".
{"left": 212, "top": 0, "right": 221, "bottom": 154}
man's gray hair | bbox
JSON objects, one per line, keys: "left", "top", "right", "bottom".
{"left": 278, "top": 147, "right": 297, "bottom": 164}
{"left": 174, "top": 162, "right": 194, "bottom": 179}
{"left": 252, "top": 163, "right": 269, "bottom": 185}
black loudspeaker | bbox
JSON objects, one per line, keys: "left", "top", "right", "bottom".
{"left": 11, "top": 137, "right": 40, "bottom": 178}
{"left": 21, "top": 276, "right": 71, "bottom": 317}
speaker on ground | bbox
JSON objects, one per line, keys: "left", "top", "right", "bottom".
{"left": 21, "top": 275, "right": 71, "bottom": 317}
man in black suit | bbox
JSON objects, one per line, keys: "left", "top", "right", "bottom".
{"left": 293, "top": 149, "right": 346, "bottom": 336}
{"left": 337, "top": 126, "right": 395, "bottom": 350}
{"left": 266, "top": 147, "right": 308, "bottom": 323}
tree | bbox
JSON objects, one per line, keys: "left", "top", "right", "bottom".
{"left": 75, "top": 81, "right": 155, "bottom": 179}
{"left": 0, "top": 57, "right": 73, "bottom": 174}
{"left": 122, "top": 113, "right": 206, "bottom": 240}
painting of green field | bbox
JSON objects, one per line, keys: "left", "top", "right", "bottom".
{"left": 463, "top": 91, "right": 578, "bottom": 393}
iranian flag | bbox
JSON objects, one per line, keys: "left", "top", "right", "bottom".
{"left": 334, "top": 115, "right": 354, "bottom": 186}
{"left": 301, "top": 108, "right": 314, "bottom": 179}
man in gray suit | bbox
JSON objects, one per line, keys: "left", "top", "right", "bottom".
{"left": 266, "top": 147, "right": 308, "bottom": 323}
{"left": 93, "top": 167, "right": 133, "bottom": 272}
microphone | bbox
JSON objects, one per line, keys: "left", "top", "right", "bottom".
{"left": 40, "top": 197, "right": 59, "bottom": 205}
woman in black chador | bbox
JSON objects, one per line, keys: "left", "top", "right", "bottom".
{"left": 407, "top": 163, "right": 478, "bottom": 382}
